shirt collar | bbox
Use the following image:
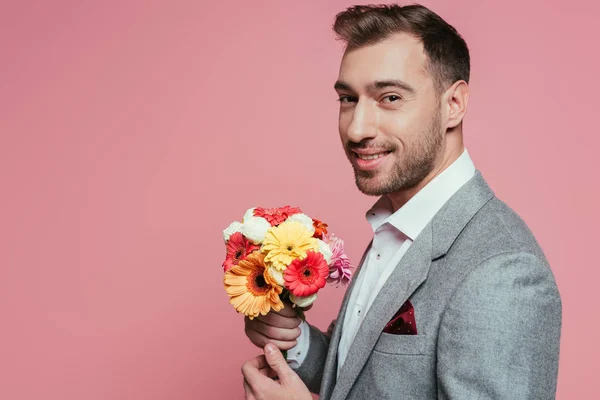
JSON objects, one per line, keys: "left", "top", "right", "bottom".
{"left": 366, "top": 148, "right": 476, "bottom": 240}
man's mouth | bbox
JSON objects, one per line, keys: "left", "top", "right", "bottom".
{"left": 356, "top": 151, "right": 390, "bottom": 160}
{"left": 351, "top": 150, "right": 393, "bottom": 171}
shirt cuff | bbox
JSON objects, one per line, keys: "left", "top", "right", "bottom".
{"left": 286, "top": 320, "right": 310, "bottom": 370}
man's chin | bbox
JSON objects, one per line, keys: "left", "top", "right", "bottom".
{"left": 355, "top": 175, "right": 389, "bottom": 196}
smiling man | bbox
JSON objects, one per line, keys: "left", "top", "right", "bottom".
{"left": 241, "top": 4, "right": 562, "bottom": 399}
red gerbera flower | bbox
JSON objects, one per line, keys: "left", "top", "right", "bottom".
{"left": 284, "top": 250, "right": 329, "bottom": 297}
{"left": 253, "top": 205, "right": 302, "bottom": 226}
{"left": 223, "top": 232, "right": 260, "bottom": 272}
{"left": 312, "top": 219, "right": 328, "bottom": 239}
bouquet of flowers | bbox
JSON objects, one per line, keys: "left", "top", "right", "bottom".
{"left": 222, "top": 206, "right": 353, "bottom": 320}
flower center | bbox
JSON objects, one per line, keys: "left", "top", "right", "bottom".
{"left": 255, "top": 274, "right": 266, "bottom": 288}
{"left": 247, "top": 269, "right": 270, "bottom": 296}
{"left": 303, "top": 269, "right": 311, "bottom": 277}
{"left": 287, "top": 245, "right": 293, "bottom": 251}
{"left": 235, "top": 250, "right": 243, "bottom": 259}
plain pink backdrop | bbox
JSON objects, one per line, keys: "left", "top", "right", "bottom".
{"left": 1, "top": 0, "right": 598, "bottom": 398}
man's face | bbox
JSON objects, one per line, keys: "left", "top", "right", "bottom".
{"left": 335, "top": 33, "right": 445, "bottom": 196}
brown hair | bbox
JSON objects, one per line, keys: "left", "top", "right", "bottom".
{"left": 333, "top": 4, "right": 470, "bottom": 93}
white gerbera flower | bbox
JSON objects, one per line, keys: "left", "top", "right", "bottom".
{"left": 268, "top": 265, "right": 285, "bottom": 287}
{"left": 286, "top": 213, "right": 315, "bottom": 234}
{"left": 316, "top": 239, "right": 332, "bottom": 264}
{"left": 240, "top": 216, "right": 271, "bottom": 244}
{"left": 222, "top": 221, "right": 243, "bottom": 242}
{"left": 290, "top": 292, "right": 318, "bottom": 308}
{"left": 242, "top": 207, "right": 256, "bottom": 223}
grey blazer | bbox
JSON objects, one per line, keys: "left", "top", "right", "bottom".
{"left": 295, "top": 171, "right": 562, "bottom": 399}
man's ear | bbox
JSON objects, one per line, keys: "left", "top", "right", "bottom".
{"left": 443, "top": 80, "right": 469, "bottom": 129}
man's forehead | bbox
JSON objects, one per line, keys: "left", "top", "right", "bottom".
{"left": 337, "top": 33, "right": 427, "bottom": 86}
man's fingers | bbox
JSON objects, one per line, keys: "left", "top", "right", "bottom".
{"left": 260, "top": 366, "right": 278, "bottom": 379}
{"left": 263, "top": 343, "right": 294, "bottom": 383}
{"left": 243, "top": 378, "right": 256, "bottom": 400}
{"left": 249, "top": 319, "right": 301, "bottom": 341}
{"left": 246, "top": 356, "right": 278, "bottom": 378}
{"left": 242, "top": 360, "right": 271, "bottom": 395}
{"left": 254, "top": 312, "right": 300, "bottom": 329}
{"left": 245, "top": 326, "right": 298, "bottom": 350}
{"left": 245, "top": 355, "right": 268, "bottom": 370}
{"left": 273, "top": 302, "right": 298, "bottom": 318}
{"left": 261, "top": 338, "right": 298, "bottom": 351}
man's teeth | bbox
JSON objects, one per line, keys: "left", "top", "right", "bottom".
{"left": 358, "top": 152, "right": 388, "bottom": 160}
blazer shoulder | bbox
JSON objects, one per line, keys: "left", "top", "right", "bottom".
{"left": 458, "top": 196, "right": 549, "bottom": 264}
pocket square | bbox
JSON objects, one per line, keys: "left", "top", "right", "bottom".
{"left": 383, "top": 300, "right": 417, "bottom": 335}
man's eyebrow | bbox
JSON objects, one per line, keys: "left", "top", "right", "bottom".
{"left": 333, "top": 81, "right": 353, "bottom": 91}
{"left": 368, "top": 80, "right": 416, "bottom": 94}
{"left": 333, "top": 79, "right": 416, "bottom": 94}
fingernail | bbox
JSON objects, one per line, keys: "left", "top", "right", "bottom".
{"left": 265, "top": 343, "right": 276, "bottom": 354}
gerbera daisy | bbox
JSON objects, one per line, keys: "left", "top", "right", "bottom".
{"left": 223, "top": 232, "right": 260, "bottom": 272}
{"left": 325, "top": 233, "right": 352, "bottom": 286}
{"left": 254, "top": 205, "right": 302, "bottom": 226}
{"left": 312, "top": 219, "right": 328, "bottom": 239}
{"left": 224, "top": 252, "right": 284, "bottom": 319}
{"left": 262, "top": 221, "right": 319, "bottom": 271}
{"left": 284, "top": 250, "right": 329, "bottom": 297}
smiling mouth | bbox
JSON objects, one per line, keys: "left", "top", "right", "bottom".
{"left": 355, "top": 151, "right": 391, "bottom": 160}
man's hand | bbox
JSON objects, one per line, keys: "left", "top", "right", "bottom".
{"left": 245, "top": 302, "right": 302, "bottom": 350}
{"left": 242, "top": 343, "right": 312, "bottom": 400}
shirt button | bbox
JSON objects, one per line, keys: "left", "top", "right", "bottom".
{"left": 376, "top": 253, "right": 381, "bottom": 259}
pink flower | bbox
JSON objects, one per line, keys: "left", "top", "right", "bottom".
{"left": 324, "top": 234, "right": 352, "bottom": 286}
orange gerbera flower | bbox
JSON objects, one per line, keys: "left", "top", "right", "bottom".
{"left": 224, "top": 252, "right": 284, "bottom": 319}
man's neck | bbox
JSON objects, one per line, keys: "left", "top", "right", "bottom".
{"left": 387, "top": 144, "right": 465, "bottom": 213}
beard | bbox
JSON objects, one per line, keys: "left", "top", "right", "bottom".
{"left": 346, "top": 111, "right": 444, "bottom": 196}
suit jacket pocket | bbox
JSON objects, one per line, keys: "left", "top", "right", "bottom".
{"left": 373, "top": 332, "right": 428, "bottom": 355}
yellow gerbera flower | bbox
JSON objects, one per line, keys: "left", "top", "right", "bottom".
{"left": 262, "top": 221, "right": 319, "bottom": 271}
{"left": 223, "top": 252, "right": 284, "bottom": 320}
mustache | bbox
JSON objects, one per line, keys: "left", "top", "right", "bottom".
{"left": 345, "top": 139, "right": 396, "bottom": 151}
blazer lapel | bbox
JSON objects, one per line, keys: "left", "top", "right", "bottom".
{"left": 319, "top": 241, "right": 372, "bottom": 400}
{"left": 330, "top": 224, "right": 433, "bottom": 400}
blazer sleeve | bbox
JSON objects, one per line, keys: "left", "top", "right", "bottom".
{"left": 293, "top": 321, "right": 333, "bottom": 394}
{"left": 437, "top": 251, "right": 562, "bottom": 400}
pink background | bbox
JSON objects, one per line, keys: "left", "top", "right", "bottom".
{"left": 1, "top": 0, "right": 598, "bottom": 398}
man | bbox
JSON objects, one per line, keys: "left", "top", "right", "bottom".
{"left": 241, "top": 4, "right": 562, "bottom": 399}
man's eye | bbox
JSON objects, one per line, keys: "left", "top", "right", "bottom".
{"left": 382, "top": 95, "right": 401, "bottom": 103}
{"left": 338, "top": 96, "right": 357, "bottom": 103}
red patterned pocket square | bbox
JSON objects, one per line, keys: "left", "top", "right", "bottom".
{"left": 383, "top": 300, "right": 417, "bottom": 335}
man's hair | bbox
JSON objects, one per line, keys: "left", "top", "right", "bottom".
{"left": 333, "top": 4, "right": 470, "bottom": 93}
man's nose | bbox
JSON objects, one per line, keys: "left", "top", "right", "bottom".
{"left": 345, "top": 101, "right": 377, "bottom": 143}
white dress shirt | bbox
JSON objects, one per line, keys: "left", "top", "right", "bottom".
{"left": 287, "top": 149, "right": 476, "bottom": 377}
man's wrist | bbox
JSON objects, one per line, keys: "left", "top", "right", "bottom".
{"left": 285, "top": 320, "right": 310, "bottom": 369}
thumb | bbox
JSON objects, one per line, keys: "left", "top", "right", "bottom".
{"left": 264, "top": 343, "right": 293, "bottom": 382}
